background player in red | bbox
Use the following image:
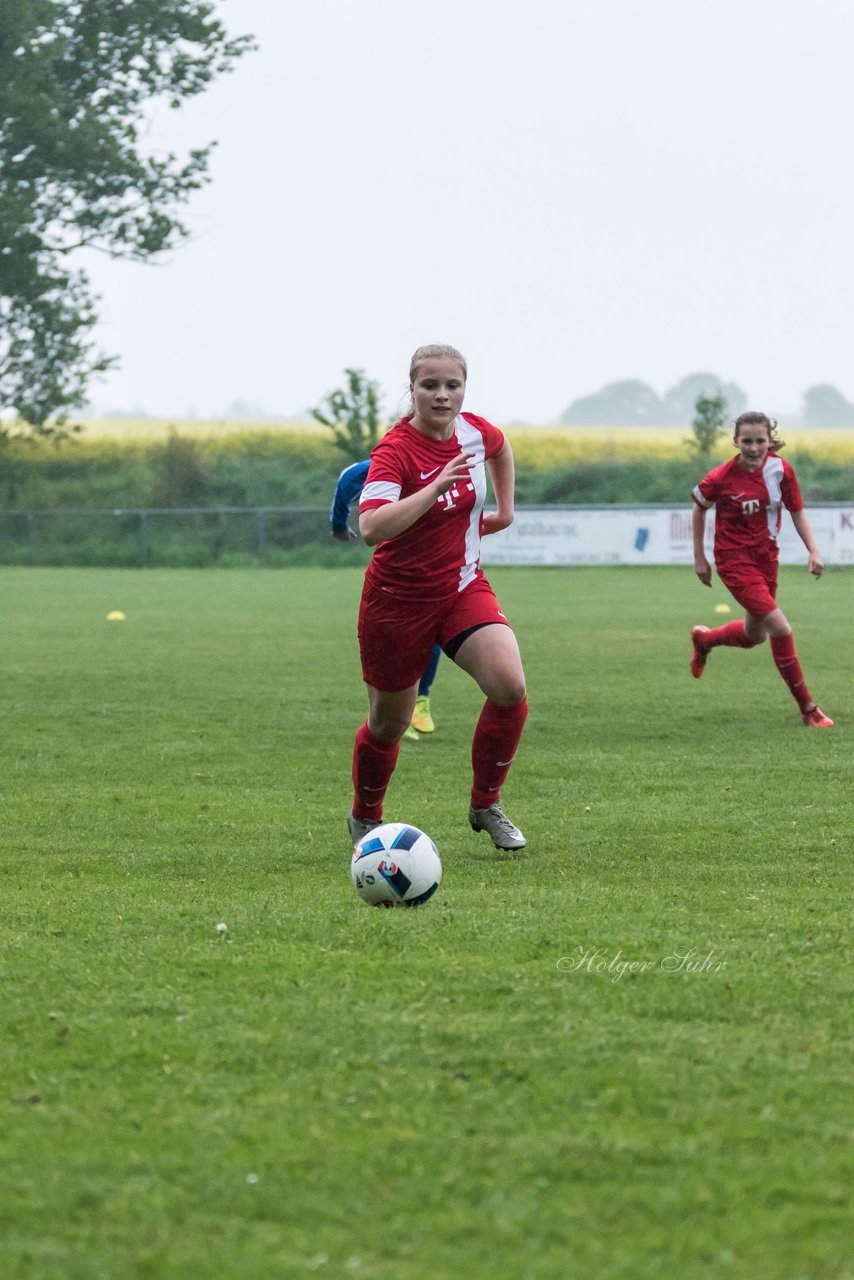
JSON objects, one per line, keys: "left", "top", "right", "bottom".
{"left": 348, "top": 343, "right": 529, "bottom": 850}
{"left": 690, "top": 411, "right": 833, "bottom": 728}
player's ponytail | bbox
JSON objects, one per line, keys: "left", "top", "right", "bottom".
{"left": 733, "top": 411, "right": 785, "bottom": 452}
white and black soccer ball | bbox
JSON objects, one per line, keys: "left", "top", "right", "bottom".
{"left": 351, "top": 823, "right": 442, "bottom": 908}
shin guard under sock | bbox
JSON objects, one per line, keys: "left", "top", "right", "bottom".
{"left": 352, "top": 723, "right": 399, "bottom": 821}
{"left": 471, "top": 697, "right": 528, "bottom": 810}
{"left": 770, "top": 634, "right": 813, "bottom": 712}
{"left": 705, "top": 620, "right": 757, "bottom": 649}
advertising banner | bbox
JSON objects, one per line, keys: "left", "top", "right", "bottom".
{"left": 481, "top": 505, "right": 845, "bottom": 567}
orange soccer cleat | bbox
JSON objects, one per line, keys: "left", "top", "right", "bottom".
{"left": 690, "top": 625, "right": 711, "bottom": 679}
{"left": 802, "top": 705, "right": 834, "bottom": 728}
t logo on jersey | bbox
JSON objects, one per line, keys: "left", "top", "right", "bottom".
{"left": 438, "top": 481, "right": 475, "bottom": 512}
{"left": 741, "top": 499, "right": 761, "bottom": 516}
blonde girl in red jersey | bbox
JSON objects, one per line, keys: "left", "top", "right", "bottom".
{"left": 348, "top": 344, "right": 529, "bottom": 850}
{"left": 690, "top": 411, "right": 832, "bottom": 727}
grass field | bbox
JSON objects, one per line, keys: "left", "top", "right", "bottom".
{"left": 2, "top": 566, "right": 851, "bottom": 1280}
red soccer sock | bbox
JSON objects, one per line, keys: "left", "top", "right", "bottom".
{"left": 471, "top": 697, "right": 528, "bottom": 810}
{"left": 704, "top": 620, "right": 757, "bottom": 649}
{"left": 352, "top": 723, "right": 399, "bottom": 822}
{"left": 770, "top": 634, "right": 813, "bottom": 712}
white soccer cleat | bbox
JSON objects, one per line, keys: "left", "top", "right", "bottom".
{"left": 468, "top": 802, "right": 527, "bottom": 850}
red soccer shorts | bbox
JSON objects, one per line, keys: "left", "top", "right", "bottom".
{"left": 358, "top": 573, "right": 511, "bottom": 691}
{"left": 716, "top": 556, "right": 778, "bottom": 618}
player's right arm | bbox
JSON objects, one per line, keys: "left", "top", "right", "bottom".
{"left": 359, "top": 453, "right": 474, "bottom": 547}
{"left": 692, "top": 502, "right": 712, "bottom": 586}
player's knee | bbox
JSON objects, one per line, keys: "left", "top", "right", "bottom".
{"left": 490, "top": 679, "right": 527, "bottom": 706}
{"left": 369, "top": 713, "right": 410, "bottom": 742}
{"left": 765, "top": 617, "right": 792, "bottom": 639}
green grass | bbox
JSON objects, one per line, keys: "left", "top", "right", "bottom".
{"left": 1, "top": 566, "right": 851, "bottom": 1280}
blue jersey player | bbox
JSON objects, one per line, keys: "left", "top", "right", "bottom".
{"left": 330, "top": 459, "right": 441, "bottom": 738}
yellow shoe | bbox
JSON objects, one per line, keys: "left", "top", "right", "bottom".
{"left": 411, "top": 695, "right": 435, "bottom": 733}
{"left": 403, "top": 724, "right": 421, "bottom": 741}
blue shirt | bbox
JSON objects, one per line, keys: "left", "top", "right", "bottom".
{"left": 329, "top": 459, "right": 370, "bottom": 533}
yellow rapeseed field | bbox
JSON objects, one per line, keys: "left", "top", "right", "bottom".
{"left": 77, "top": 417, "right": 328, "bottom": 440}
{"left": 76, "top": 418, "right": 854, "bottom": 466}
{"left": 504, "top": 426, "right": 854, "bottom": 467}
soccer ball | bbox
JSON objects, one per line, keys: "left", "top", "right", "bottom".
{"left": 351, "top": 823, "right": 442, "bottom": 908}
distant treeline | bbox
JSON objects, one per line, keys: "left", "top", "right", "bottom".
{"left": 561, "top": 375, "right": 854, "bottom": 428}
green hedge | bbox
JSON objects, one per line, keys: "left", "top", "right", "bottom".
{"left": 514, "top": 455, "right": 853, "bottom": 504}
{"left": 2, "top": 431, "right": 849, "bottom": 512}
{"left": 0, "top": 432, "right": 342, "bottom": 511}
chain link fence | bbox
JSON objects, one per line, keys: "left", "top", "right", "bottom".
{"left": 0, "top": 506, "right": 367, "bottom": 568}
{"left": 6, "top": 502, "right": 849, "bottom": 568}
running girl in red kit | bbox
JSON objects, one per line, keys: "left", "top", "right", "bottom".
{"left": 348, "top": 344, "right": 528, "bottom": 850}
{"left": 690, "top": 411, "right": 833, "bottom": 728}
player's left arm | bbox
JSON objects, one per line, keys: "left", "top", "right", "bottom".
{"left": 790, "top": 507, "right": 824, "bottom": 578}
{"left": 330, "top": 461, "right": 369, "bottom": 540}
{"left": 482, "top": 442, "right": 516, "bottom": 536}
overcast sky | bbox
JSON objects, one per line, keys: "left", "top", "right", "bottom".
{"left": 83, "top": 0, "right": 854, "bottom": 423}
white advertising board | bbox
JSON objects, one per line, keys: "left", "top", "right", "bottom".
{"left": 833, "top": 505, "right": 854, "bottom": 564}
{"left": 481, "top": 505, "right": 850, "bottom": 567}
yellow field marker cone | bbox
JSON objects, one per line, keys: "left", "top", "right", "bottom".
{"left": 107, "top": 611, "right": 126, "bottom": 621}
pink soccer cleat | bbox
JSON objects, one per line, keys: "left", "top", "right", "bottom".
{"left": 690, "top": 626, "right": 711, "bottom": 679}
{"left": 802, "top": 705, "right": 834, "bottom": 728}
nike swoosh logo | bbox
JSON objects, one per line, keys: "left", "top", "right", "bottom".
{"left": 420, "top": 468, "right": 440, "bottom": 479}
{"left": 496, "top": 759, "right": 514, "bottom": 767}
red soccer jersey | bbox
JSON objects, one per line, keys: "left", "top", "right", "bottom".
{"left": 692, "top": 453, "right": 804, "bottom": 561}
{"left": 359, "top": 412, "right": 505, "bottom": 600}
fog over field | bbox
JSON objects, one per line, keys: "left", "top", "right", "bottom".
{"left": 82, "top": 0, "right": 854, "bottom": 424}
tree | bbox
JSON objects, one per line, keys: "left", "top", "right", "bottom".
{"left": 311, "top": 368, "right": 385, "bottom": 461}
{"left": 560, "top": 379, "right": 663, "bottom": 425}
{"left": 800, "top": 384, "right": 854, "bottom": 428}
{"left": 662, "top": 372, "right": 746, "bottom": 425}
{"left": 0, "top": 0, "right": 253, "bottom": 437}
{"left": 688, "top": 390, "right": 729, "bottom": 457}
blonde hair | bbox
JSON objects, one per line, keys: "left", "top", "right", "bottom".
{"left": 409, "top": 344, "right": 467, "bottom": 384}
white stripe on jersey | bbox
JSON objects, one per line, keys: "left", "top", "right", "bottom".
{"left": 455, "top": 414, "right": 488, "bottom": 592}
{"left": 763, "top": 454, "right": 784, "bottom": 538}
{"left": 692, "top": 484, "right": 713, "bottom": 507}
{"left": 361, "top": 479, "right": 401, "bottom": 505}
